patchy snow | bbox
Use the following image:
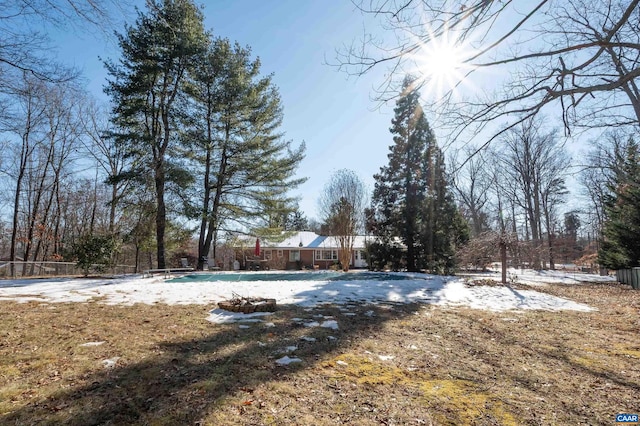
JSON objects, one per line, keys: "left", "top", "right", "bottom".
{"left": 79, "top": 341, "right": 105, "bottom": 347}
{"left": 207, "top": 309, "right": 273, "bottom": 324}
{"left": 470, "top": 267, "right": 616, "bottom": 286}
{"left": 0, "top": 269, "right": 607, "bottom": 312}
{"left": 102, "top": 357, "right": 120, "bottom": 369}
{"left": 321, "top": 320, "right": 339, "bottom": 330}
{"left": 433, "top": 279, "right": 594, "bottom": 312}
{"left": 275, "top": 356, "right": 302, "bottom": 365}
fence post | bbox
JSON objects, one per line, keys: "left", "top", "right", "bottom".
{"left": 632, "top": 268, "right": 640, "bottom": 290}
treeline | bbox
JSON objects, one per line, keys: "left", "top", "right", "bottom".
{"left": 365, "top": 76, "right": 640, "bottom": 275}
{"left": 0, "top": 0, "right": 306, "bottom": 271}
{"left": 453, "top": 120, "right": 640, "bottom": 273}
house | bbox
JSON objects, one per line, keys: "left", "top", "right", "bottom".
{"left": 255, "top": 231, "right": 369, "bottom": 270}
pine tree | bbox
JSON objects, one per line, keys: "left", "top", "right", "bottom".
{"left": 423, "top": 149, "right": 470, "bottom": 273}
{"left": 370, "top": 76, "right": 468, "bottom": 272}
{"left": 599, "top": 137, "right": 640, "bottom": 270}
{"left": 185, "top": 38, "right": 306, "bottom": 269}
{"left": 104, "top": 0, "right": 208, "bottom": 269}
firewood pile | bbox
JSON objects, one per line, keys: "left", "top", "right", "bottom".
{"left": 217, "top": 293, "right": 277, "bottom": 313}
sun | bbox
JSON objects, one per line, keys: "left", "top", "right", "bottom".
{"left": 407, "top": 27, "right": 475, "bottom": 101}
{"left": 423, "top": 43, "right": 464, "bottom": 80}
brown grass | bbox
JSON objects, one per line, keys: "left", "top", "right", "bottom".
{"left": 0, "top": 280, "right": 639, "bottom": 425}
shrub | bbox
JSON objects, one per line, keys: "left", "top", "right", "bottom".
{"left": 70, "top": 235, "right": 118, "bottom": 277}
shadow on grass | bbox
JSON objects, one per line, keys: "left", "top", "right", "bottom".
{"left": 3, "top": 300, "right": 423, "bottom": 425}
{"left": 440, "top": 307, "right": 640, "bottom": 423}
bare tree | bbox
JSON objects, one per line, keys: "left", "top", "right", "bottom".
{"left": 487, "top": 153, "right": 520, "bottom": 282}
{"left": 0, "top": 74, "right": 85, "bottom": 271}
{"left": 497, "top": 117, "right": 569, "bottom": 269}
{"left": 0, "top": 0, "right": 126, "bottom": 82}
{"left": 1, "top": 74, "right": 48, "bottom": 268}
{"left": 26, "top": 80, "right": 82, "bottom": 266}
{"left": 339, "top": 0, "right": 640, "bottom": 151}
{"left": 451, "top": 148, "right": 491, "bottom": 236}
{"left": 80, "top": 101, "right": 131, "bottom": 234}
{"left": 318, "top": 169, "right": 367, "bottom": 272}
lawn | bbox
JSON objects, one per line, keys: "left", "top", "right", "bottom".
{"left": 0, "top": 275, "right": 638, "bottom": 425}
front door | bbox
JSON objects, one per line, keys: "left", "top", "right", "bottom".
{"left": 354, "top": 250, "right": 367, "bottom": 268}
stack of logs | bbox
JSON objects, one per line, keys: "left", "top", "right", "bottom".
{"left": 217, "top": 296, "right": 277, "bottom": 313}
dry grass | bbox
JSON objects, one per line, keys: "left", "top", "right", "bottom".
{"left": 0, "top": 280, "right": 639, "bottom": 425}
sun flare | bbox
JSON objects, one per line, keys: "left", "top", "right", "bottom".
{"left": 407, "top": 27, "right": 475, "bottom": 101}
{"left": 424, "top": 44, "right": 464, "bottom": 79}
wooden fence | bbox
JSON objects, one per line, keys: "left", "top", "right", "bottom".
{"left": 616, "top": 268, "right": 640, "bottom": 289}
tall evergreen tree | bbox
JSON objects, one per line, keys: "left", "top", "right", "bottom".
{"left": 370, "top": 76, "right": 468, "bottom": 273}
{"left": 185, "top": 38, "right": 305, "bottom": 269}
{"left": 599, "top": 137, "right": 640, "bottom": 270}
{"left": 420, "top": 146, "right": 469, "bottom": 273}
{"left": 104, "top": 0, "right": 207, "bottom": 268}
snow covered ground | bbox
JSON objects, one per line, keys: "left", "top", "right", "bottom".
{"left": 477, "top": 267, "right": 616, "bottom": 286}
{"left": 0, "top": 269, "right": 614, "bottom": 313}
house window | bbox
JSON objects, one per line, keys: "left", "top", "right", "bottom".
{"left": 289, "top": 250, "right": 300, "bottom": 262}
{"left": 264, "top": 250, "right": 272, "bottom": 260}
{"left": 277, "top": 249, "right": 283, "bottom": 258}
{"left": 315, "top": 250, "right": 338, "bottom": 260}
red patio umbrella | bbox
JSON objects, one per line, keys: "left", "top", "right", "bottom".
{"left": 254, "top": 238, "right": 261, "bottom": 257}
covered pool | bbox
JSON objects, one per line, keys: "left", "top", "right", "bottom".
{"left": 169, "top": 271, "right": 421, "bottom": 283}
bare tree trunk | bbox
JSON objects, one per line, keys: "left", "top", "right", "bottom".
{"left": 10, "top": 148, "right": 27, "bottom": 274}
{"left": 25, "top": 140, "right": 55, "bottom": 275}
{"left": 544, "top": 202, "right": 556, "bottom": 270}
{"left": 510, "top": 199, "right": 519, "bottom": 268}
{"left": 201, "top": 127, "right": 230, "bottom": 270}
{"left": 89, "top": 167, "right": 99, "bottom": 234}
{"left": 501, "top": 238, "right": 507, "bottom": 284}
{"left": 197, "top": 145, "right": 212, "bottom": 271}
{"left": 10, "top": 95, "right": 39, "bottom": 274}
{"left": 155, "top": 162, "right": 166, "bottom": 269}
{"left": 53, "top": 188, "right": 66, "bottom": 258}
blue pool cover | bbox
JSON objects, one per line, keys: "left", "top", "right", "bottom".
{"left": 169, "top": 271, "right": 419, "bottom": 282}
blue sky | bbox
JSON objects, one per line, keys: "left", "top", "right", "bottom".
{"left": 49, "top": 0, "right": 399, "bottom": 221}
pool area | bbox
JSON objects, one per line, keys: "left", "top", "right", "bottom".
{"left": 169, "top": 271, "right": 421, "bottom": 283}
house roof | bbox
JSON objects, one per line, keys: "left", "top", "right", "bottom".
{"left": 261, "top": 231, "right": 371, "bottom": 250}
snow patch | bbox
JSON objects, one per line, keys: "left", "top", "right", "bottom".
{"left": 0, "top": 269, "right": 602, "bottom": 312}
{"left": 275, "top": 356, "right": 302, "bottom": 365}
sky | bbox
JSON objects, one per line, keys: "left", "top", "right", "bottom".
{"left": 48, "top": 0, "right": 397, "bottom": 221}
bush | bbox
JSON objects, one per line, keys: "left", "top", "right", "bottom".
{"left": 70, "top": 235, "right": 118, "bottom": 277}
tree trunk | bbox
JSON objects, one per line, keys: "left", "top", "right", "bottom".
{"left": 197, "top": 143, "right": 213, "bottom": 271}
{"left": 155, "top": 167, "right": 166, "bottom": 269}
{"left": 109, "top": 182, "right": 117, "bottom": 234}
{"left": 501, "top": 238, "right": 507, "bottom": 284}
{"left": 10, "top": 148, "right": 27, "bottom": 275}
{"left": 25, "top": 142, "right": 54, "bottom": 275}
{"left": 201, "top": 128, "right": 230, "bottom": 270}
{"left": 544, "top": 202, "right": 556, "bottom": 270}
